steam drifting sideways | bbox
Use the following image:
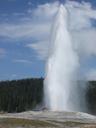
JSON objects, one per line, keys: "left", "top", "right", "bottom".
{"left": 44, "top": 4, "right": 87, "bottom": 112}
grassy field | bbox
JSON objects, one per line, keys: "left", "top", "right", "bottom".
{"left": 0, "top": 118, "right": 96, "bottom": 128}
{"left": 0, "top": 118, "right": 56, "bottom": 128}
{"left": 0, "top": 111, "right": 96, "bottom": 128}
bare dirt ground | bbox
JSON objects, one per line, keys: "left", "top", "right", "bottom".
{"left": 0, "top": 111, "right": 96, "bottom": 128}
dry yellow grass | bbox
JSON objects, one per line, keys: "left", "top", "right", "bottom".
{"left": 81, "top": 125, "right": 96, "bottom": 128}
{"left": 0, "top": 117, "right": 96, "bottom": 128}
{"left": 0, "top": 118, "right": 56, "bottom": 128}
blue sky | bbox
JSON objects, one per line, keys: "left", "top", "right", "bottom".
{"left": 0, "top": 0, "right": 47, "bottom": 80}
{"left": 0, "top": 0, "right": 96, "bottom": 81}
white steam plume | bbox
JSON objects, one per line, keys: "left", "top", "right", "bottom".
{"left": 44, "top": 4, "right": 86, "bottom": 111}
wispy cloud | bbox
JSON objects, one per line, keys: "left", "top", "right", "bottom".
{"left": 0, "top": 22, "right": 51, "bottom": 40}
{"left": 0, "top": 48, "right": 6, "bottom": 58}
{"left": 30, "top": 1, "right": 96, "bottom": 60}
{"left": 0, "top": 1, "right": 96, "bottom": 61}
{"left": 13, "top": 59, "right": 33, "bottom": 64}
{"left": 0, "top": 2, "right": 59, "bottom": 60}
{"left": 86, "top": 69, "right": 96, "bottom": 80}
{"left": 0, "top": 2, "right": 59, "bottom": 40}
{"left": 8, "top": 0, "right": 16, "bottom": 2}
{"left": 26, "top": 40, "right": 49, "bottom": 60}
{"left": 64, "top": 1, "right": 96, "bottom": 58}
{"left": 32, "top": 2, "right": 59, "bottom": 20}
{"left": 28, "top": 1, "right": 33, "bottom": 6}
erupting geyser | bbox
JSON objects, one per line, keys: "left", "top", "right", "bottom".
{"left": 44, "top": 4, "right": 83, "bottom": 111}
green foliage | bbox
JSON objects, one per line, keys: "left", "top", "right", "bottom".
{"left": 0, "top": 78, "right": 43, "bottom": 113}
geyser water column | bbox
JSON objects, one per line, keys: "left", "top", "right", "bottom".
{"left": 44, "top": 5, "right": 79, "bottom": 111}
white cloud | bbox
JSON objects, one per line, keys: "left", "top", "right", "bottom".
{"left": 0, "top": 22, "right": 51, "bottom": 40}
{"left": 11, "top": 74, "right": 17, "bottom": 78}
{"left": 13, "top": 59, "right": 33, "bottom": 64}
{"left": 26, "top": 1, "right": 96, "bottom": 60}
{"left": 12, "top": 12, "right": 25, "bottom": 16}
{"left": 86, "top": 69, "right": 96, "bottom": 80}
{"left": 64, "top": 1, "right": 96, "bottom": 58}
{"left": 0, "top": 2, "right": 59, "bottom": 40}
{"left": 32, "top": 2, "right": 59, "bottom": 20}
{"left": 72, "top": 29, "right": 96, "bottom": 56}
{"left": 26, "top": 40, "right": 49, "bottom": 60}
{"left": 0, "top": 1, "right": 96, "bottom": 61}
{"left": 0, "top": 2, "right": 59, "bottom": 60}
{"left": 8, "top": 0, "right": 16, "bottom": 2}
{"left": 28, "top": 1, "right": 33, "bottom": 6}
{"left": 0, "top": 48, "right": 6, "bottom": 58}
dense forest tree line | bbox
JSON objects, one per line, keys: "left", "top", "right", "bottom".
{"left": 0, "top": 78, "right": 43, "bottom": 113}
{"left": 86, "top": 81, "right": 96, "bottom": 115}
{"left": 0, "top": 78, "right": 96, "bottom": 114}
